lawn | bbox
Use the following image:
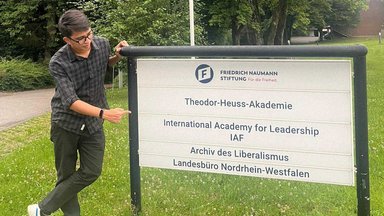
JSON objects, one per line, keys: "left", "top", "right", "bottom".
{"left": 0, "top": 38, "right": 382, "bottom": 215}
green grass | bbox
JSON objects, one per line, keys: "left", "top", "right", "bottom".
{"left": 0, "top": 38, "right": 383, "bottom": 215}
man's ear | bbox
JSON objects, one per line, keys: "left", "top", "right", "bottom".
{"left": 63, "top": 37, "right": 71, "bottom": 45}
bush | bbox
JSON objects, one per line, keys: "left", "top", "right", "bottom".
{"left": 0, "top": 59, "right": 53, "bottom": 91}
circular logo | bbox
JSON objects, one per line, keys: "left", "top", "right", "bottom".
{"left": 195, "top": 64, "right": 214, "bottom": 84}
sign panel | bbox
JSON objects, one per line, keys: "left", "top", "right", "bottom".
{"left": 137, "top": 59, "right": 354, "bottom": 186}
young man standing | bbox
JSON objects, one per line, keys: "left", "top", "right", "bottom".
{"left": 28, "top": 9, "right": 129, "bottom": 216}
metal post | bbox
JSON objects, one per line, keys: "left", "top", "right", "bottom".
{"left": 118, "top": 68, "right": 123, "bottom": 89}
{"left": 127, "top": 57, "right": 141, "bottom": 214}
{"left": 112, "top": 66, "right": 115, "bottom": 89}
{"left": 354, "top": 56, "right": 370, "bottom": 216}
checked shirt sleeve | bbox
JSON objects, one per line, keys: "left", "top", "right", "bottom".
{"left": 49, "top": 60, "right": 79, "bottom": 109}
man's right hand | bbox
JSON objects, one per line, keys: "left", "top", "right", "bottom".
{"left": 103, "top": 108, "right": 130, "bottom": 123}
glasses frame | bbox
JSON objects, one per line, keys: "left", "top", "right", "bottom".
{"left": 68, "top": 30, "right": 93, "bottom": 44}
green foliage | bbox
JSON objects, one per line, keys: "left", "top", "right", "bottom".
{"left": 326, "top": 0, "right": 368, "bottom": 31}
{"left": 209, "top": 0, "right": 252, "bottom": 28}
{"left": 196, "top": 0, "right": 232, "bottom": 45}
{"left": 0, "top": 59, "right": 53, "bottom": 91}
{"left": 73, "top": 0, "right": 205, "bottom": 46}
{"left": 0, "top": 0, "right": 69, "bottom": 61}
{"left": 307, "top": 0, "right": 331, "bottom": 30}
{"left": 206, "top": 0, "right": 258, "bottom": 44}
{"left": 0, "top": 0, "right": 370, "bottom": 58}
{"left": 0, "top": 0, "right": 46, "bottom": 60}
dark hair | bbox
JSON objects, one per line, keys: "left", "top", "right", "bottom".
{"left": 58, "top": 9, "right": 90, "bottom": 37}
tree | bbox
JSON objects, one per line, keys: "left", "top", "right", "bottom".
{"left": 263, "top": 0, "right": 288, "bottom": 45}
{"left": 326, "top": 0, "right": 367, "bottom": 33}
{"left": 306, "top": 0, "right": 331, "bottom": 40}
{"left": 0, "top": 0, "right": 368, "bottom": 61}
{"left": 0, "top": 0, "right": 70, "bottom": 61}
{"left": 203, "top": 0, "right": 367, "bottom": 45}
{"left": 79, "top": 0, "right": 205, "bottom": 46}
{"left": 204, "top": 0, "right": 292, "bottom": 45}
{"left": 197, "top": 0, "right": 232, "bottom": 45}
{"left": 0, "top": 0, "right": 205, "bottom": 61}
{"left": 208, "top": 0, "right": 253, "bottom": 45}
{"left": 0, "top": 0, "right": 46, "bottom": 60}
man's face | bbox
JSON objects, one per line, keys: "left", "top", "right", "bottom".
{"left": 65, "top": 28, "right": 93, "bottom": 53}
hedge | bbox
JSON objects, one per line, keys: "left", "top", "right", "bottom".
{"left": 0, "top": 59, "right": 53, "bottom": 91}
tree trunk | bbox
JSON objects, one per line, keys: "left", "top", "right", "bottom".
{"left": 232, "top": 28, "right": 241, "bottom": 45}
{"left": 265, "top": 0, "right": 286, "bottom": 45}
{"left": 44, "top": 2, "right": 57, "bottom": 63}
{"left": 274, "top": 0, "right": 288, "bottom": 45}
{"left": 254, "top": 30, "right": 263, "bottom": 45}
{"left": 284, "top": 15, "right": 295, "bottom": 45}
{"left": 318, "top": 28, "right": 324, "bottom": 41}
{"left": 231, "top": 19, "right": 243, "bottom": 45}
{"left": 250, "top": 0, "right": 264, "bottom": 45}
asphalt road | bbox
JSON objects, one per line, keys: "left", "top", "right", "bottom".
{"left": 0, "top": 88, "right": 54, "bottom": 131}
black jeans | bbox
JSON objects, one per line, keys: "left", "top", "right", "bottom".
{"left": 39, "top": 123, "right": 105, "bottom": 216}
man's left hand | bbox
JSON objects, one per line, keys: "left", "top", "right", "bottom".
{"left": 114, "top": 40, "right": 129, "bottom": 58}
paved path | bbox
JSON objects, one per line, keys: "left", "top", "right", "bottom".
{"left": 0, "top": 88, "right": 54, "bottom": 131}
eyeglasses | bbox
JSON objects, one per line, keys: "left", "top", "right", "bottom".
{"left": 68, "top": 31, "right": 93, "bottom": 44}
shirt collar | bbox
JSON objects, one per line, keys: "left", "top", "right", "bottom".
{"left": 66, "top": 38, "right": 100, "bottom": 62}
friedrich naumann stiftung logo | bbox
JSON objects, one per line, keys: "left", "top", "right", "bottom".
{"left": 195, "top": 64, "right": 214, "bottom": 84}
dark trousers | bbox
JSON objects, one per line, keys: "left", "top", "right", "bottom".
{"left": 39, "top": 123, "right": 105, "bottom": 216}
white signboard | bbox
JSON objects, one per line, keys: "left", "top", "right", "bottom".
{"left": 137, "top": 59, "right": 354, "bottom": 186}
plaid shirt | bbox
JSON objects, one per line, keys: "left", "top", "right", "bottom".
{"left": 49, "top": 36, "right": 110, "bottom": 135}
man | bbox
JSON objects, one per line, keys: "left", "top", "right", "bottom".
{"left": 27, "top": 9, "right": 129, "bottom": 216}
